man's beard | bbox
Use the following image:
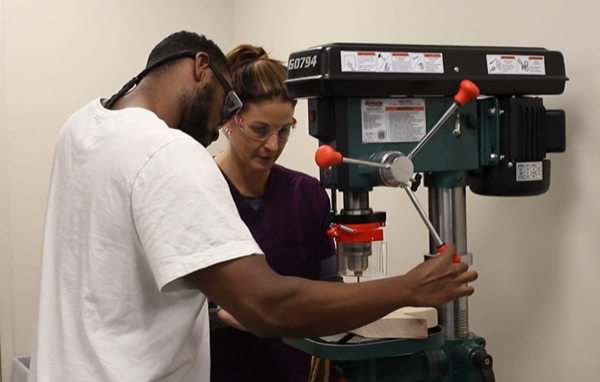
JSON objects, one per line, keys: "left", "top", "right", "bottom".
{"left": 178, "top": 82, "right": 220, "bottom": 147}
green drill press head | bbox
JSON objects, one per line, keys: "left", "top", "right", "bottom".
{"left": 284, "top": 42, "right": 567, "bottom": 194}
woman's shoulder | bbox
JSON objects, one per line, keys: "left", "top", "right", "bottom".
{"left": 271, "top": 165, "right": 331, "bottom": 208}
{"left": 272, "top": 164, "right": 322, "bottom": 189}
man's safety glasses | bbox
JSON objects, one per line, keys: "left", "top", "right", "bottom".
{"left": 208, "top": 62, "right": 243, "bottom": 127}
{"left": 103, "top": 50, "right": 243, "bottom": 124}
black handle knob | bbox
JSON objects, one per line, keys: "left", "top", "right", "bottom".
{"left": 472, "top": 352, "right": 495, "bottom": 382}
{"left": 410, "top": 173, "right": 423, "bottom": 192}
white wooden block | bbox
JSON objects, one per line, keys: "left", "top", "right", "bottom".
{"left": 350, "top": 307, "right": 438, "bottom": 339}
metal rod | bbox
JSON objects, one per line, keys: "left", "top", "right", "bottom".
{"left": 428, "top": 187, "right": 469, "bottom": 340}
{"left": 407, "top": 102, "right": 459, "bottom": 160}
{"left": 402, "top": 184, "right": 444, "bottom": 248}
{"left": 330, "top": 187, "right": 337, "bottom": 218}
{"left": 339, "top": 225, "right": 356, "bottom": 233}
{"left": 342, "top": 192, "right": 372, "bottom": 216}
{"left": 342, "top": 157, "right": 391, "bottom": 170}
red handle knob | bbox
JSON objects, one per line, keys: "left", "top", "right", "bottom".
{"left": 454, "top": 80, "right": 480, "bottom": 106}
{"left": 315, "top": 145, "right": 343, "bottom": 168}
{"left": 437, "top": 244, "right": 462, "bottom": 263}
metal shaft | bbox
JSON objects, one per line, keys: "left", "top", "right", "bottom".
{"left": 407, "top": 102, "right": 458, "bottom": 160}
{"left": 342, "top": 157, "right": 391, "bottom": 170}
{"left": 342, "top": 191, "right": 372, "bottom": 215}
{"left": 403, "top": 184, "right": 444, "bottom": 248}
{"left": 428, "top": 187, "right": 469, "bottom": 339}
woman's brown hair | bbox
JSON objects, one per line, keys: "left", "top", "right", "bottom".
{"left": 226, "top": 44, "right": 297, "bottom": 108}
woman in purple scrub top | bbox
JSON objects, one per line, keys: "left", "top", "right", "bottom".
{"left": 209, "top": 44, "right": 342, "bottom": 382}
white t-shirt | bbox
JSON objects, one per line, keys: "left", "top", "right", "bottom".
{"left": 28, "top": 98, "right": 263, "bottom": 382}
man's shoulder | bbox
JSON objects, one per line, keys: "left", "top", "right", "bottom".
{"left": 73, "top": 98, "right": 195, "bottom": 147}
{"left": 57, "top": 98, "right": 207, "bottom": 175}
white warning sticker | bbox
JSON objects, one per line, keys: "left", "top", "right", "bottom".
{"left": 341, "top": 51, "right": 444, "bottom": 74}
{"left": 487, "top": 54, "right": 546, "bottom": 75}
{"left": 516, "top": 162, "right": 543, "bottom": 182}
{"left": 361, "top": 98, "right": 426, "bottom": 143}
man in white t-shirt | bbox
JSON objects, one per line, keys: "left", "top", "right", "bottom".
{"left": 28, "top": 31, "right": 478, "bottom": 382}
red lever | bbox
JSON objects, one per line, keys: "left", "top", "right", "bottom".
{"left": 437, "top": 243, "right": 461, "bottom": 264}
{"left": 315, "top": 145, "right": 343, "bottom": 168}
{"left": 454, "top": 80, "right": 480, "bottom": 106}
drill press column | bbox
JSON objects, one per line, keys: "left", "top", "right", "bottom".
{"left": 428, "top": 187, "right": 469, "bottom": 340}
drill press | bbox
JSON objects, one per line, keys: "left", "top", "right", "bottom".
{"left": 282, "top": 43, "right": 568, "bottom": 382}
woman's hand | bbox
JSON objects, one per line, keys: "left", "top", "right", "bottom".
{"left": 218, "top": 308, "right": 248, "bottom": 332}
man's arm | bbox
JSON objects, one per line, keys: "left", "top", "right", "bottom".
{"left": 186, "top": 243, "right": 476, "bottom": 339}
{"left": 209, "top": 251, "right": 343, "bottom": 332}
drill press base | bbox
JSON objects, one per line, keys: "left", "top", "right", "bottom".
{"left": 284, "top": 329, "right": 494, "bottom": 381}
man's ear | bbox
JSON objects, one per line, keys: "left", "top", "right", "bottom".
{"left": 194, "top": 52, "right": 211, "bottom": 82}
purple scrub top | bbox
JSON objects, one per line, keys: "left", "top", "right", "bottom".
{"left": 210, "top": 164, "right": 336, "bottom": 382}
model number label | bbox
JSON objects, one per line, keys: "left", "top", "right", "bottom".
{"left": 288, "top": 55, "right": 318, "bottom": 70}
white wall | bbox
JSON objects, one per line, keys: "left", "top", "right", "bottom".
{"left": 1, "top": 0, "right": 599, "bottom": 381}
{"left": 233, "top": 0, "right": 599, "bottom": 381}
{"left": 0, "top": 0, "right": 13, "bottom": 379}
{"left": 0, "top": 1, "right": 235, "bottom": 380}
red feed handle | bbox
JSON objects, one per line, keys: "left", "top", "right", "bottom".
{"left": 454, "top": 80, "right": 480, "bottom": 106}
{"left": 437, "top": 243, "right": 462, "bottom": 264}
{"left": 315, "top": 145, "right": 343, "bottom": 168}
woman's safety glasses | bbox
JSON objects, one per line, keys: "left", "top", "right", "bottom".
{"left": 234, "top": 114, "right": 297, "bottom": 142}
